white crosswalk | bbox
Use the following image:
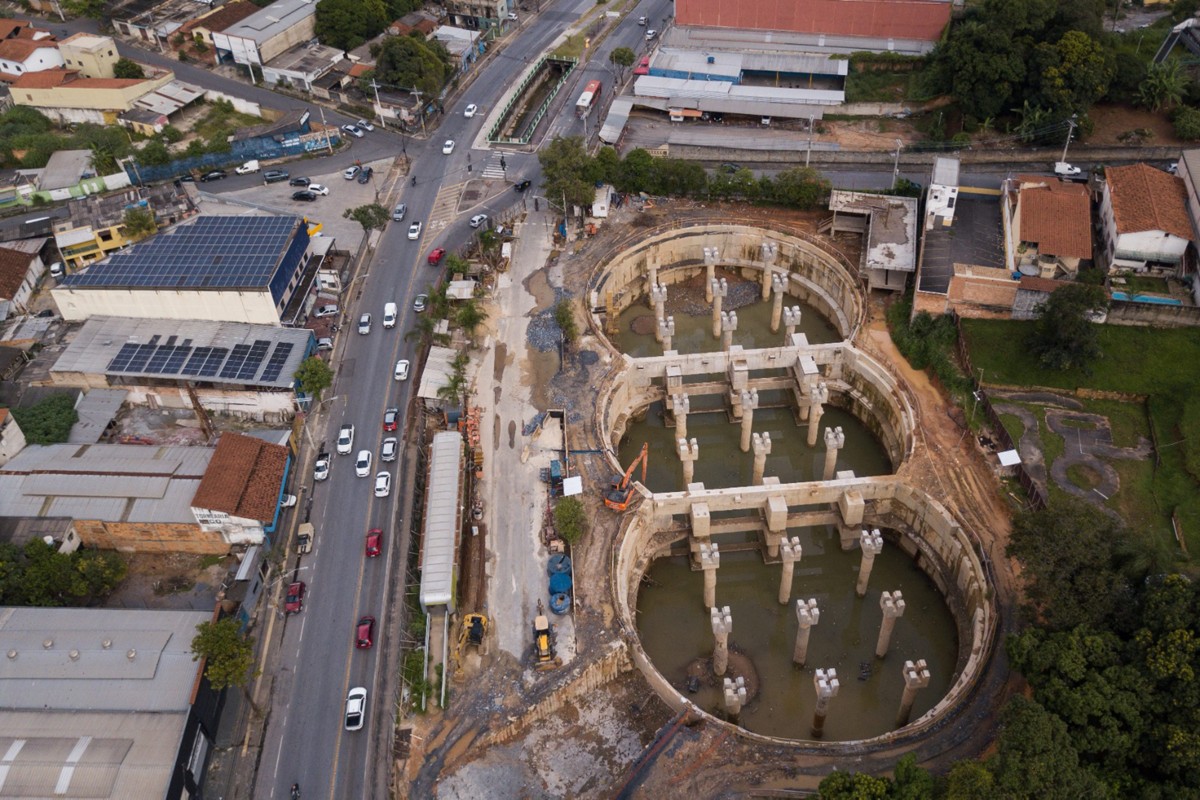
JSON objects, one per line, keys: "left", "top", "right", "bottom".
{"left": 481, "top": 148, "right": 518, "bottom": 180}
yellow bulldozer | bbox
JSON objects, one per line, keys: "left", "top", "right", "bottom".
{"left": 451, "top": 612, "right": 489, "bottom": 683}
{"left": 532, "top": 601, "right": 561, "bottom": 671}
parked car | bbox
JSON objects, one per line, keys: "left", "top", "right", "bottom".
{"left": 177, "top": 174, "right": 195, "bottom": 183}
{"left": 234, "top": 160, "right": 260, "bottom": 175}
{"left": 307, "top": 183, "right": 329, "bottom": 195}
{"left": 442, "top": 140, "right": 456, "bottom": 155}
{"left": 382, "top": 407, "right": 399, "bottom": 432}
{"left": 413, "top": 294, "right": 428, "bottom": 313}
{"left": 263, "top": 169, "right": 289, "bottom": 184}
{"left": 407, "top": 221, "right": 423, "bottom": 240}
{"left": 380, "top": 437, "right": 397, "bottom": 462}
{"left": 394, "top": 359, "right": 410, "bottom": 381}
{"left": 383, "top": 302, "right": 397, "bottom": 328}
{"left": 645, "top": 29, "right": 658, "bottom": 40}
{"left": 470, "top": 214, "right": 489, "bottom": 229}
{"left": 337, "top": 424, "right": 354, "bottom": 454}
{"left": 292, "top": 190, "right": 317, "bottom": 202}
{"left": 344, "top": 687, "right": 367, "bottom": 730}
{"left": 314, "top": 304, "right": 339, "bottom": 318}
{"left": 720, "top": 162, "right": 741, "bottom": 173}
{"left": 428, "top": 247, "right": 446, "bottom": 266}
{"left": 464, "top": 104, "right": 478, "bottom": 118}
{"left": 344, "top": 166, "right": 360, "bottom": 180}
{"left": 356, "top": 119, "right": 375, "bottom": 132}
{"left": 280, "top": 493, "right": 297, "bottom": 508}
{"left": 358, "top": 313, "right": 372, "bottom": 335}
{"left": 341, "top": 124, "right": 364, "bottom": 138}
{"left": 355, "top": 449, "right": 372, "bottom": 477}
{"left": 373, "top": 472, "right": 391, "bottom": 497}
{"left": 507, "top": 11, "right": 518, "bottom": 20}
{"left": 365, "top": 528, "right": 382, "bottom": 557}
{"left": 284, "top": 581, "right": 306, "bottom": 614}
{"left": 392, "top": 203, "right": 407, "bottom": 221}
{"left": 297, "top": 522, "right": 313, "bottom": 554}
{"left": 200, "top": 170, "right": 227, "bottom": 182}
{"left": 316, "top": 337, "right": 333, "bottom": 351}
{"left": 357, "top": 166, "right": 373, "bottom": 184}
{"left": 314, "top": 452, "right": 330, "bottom": 481}
{"left": 514, "top": 180, "right": 532, "bottom": 192}
{"left": 289, "top": 176, "right": 311, "bottom": 187}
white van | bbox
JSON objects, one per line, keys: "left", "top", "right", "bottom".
{"left": 383, "top": 302, "right": 397, "bottom": 328}
{"left": 48, "top": 262, "right": 64, "bottom": 279}
{"left": 235, "top": 160, "right": 261, "bottom": 174}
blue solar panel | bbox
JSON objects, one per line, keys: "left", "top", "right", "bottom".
{"left": 219, "top": 344, "right": 252, "bottom": 379}
{"left": 259, "top": 342, "right": 294, "bottom": 383}
{"left": 236, "top": 340, "right": 271, "bottom": 381}
{"left": 197, "top": 348, "right": 227, "bottom": 377}
{"left": 108, "top": 343, "right": 140, "bottom": 372}
{"left": 124, "top": 336, "right": 161, "bottom": 372}
{"left": 183, "top": 346, "right": 212, "bottom": 374}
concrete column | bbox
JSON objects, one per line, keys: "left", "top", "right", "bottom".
{"left": 704, "top": 247, "right": 719, "bottom": 302}
{"left": 778, "top": 536, "right": 802, "bottom": 605}
{"left": 678, "top": 437, "right": 699, "bottom": 486}
{"left": 793, "top": 598, "right": 820, "bottom": 666}
{"left": 751, "top": 431, "right": 772, "bottom": 485}
{"left": 806, "top": 381, "right": 829, "bottom": 447}
{"left": 711, "top": 277, "right": 727, "bottom": 338}
{"left": 811, "top": 668, "right": 840, "bottom": 738}
{"left": 711, "top": 605, "right": 733, "bottom": 677}
{"left": 856, "top": 528, "right": 884, "bottom": 597}
{"left": 699, "top": 541, "right": 720, "bottom": 608}
{"left": 650, "top": 283, "right": 668, "bottom": 342}
{"left": 822, "top": 425, "right": 845, "bottom": 481}
{"left": 896, "top": 659, "right": 931, "bottom": 728}
{"left": 876, "top": 590, "right": 906, "bottom": 658}
{"left": 659, "top": 315, "right": 675, "bottom": 352}
{"left": 720, "top": 310, "right": 738, "bottom": 351}
{"left": 770, "top": 274, "right": 787, "bottom": 332}
{"left": 723, "top": 676, "right": 747, "bottom": 721}
{"left": 783, "top": 306, "right": 802, "bottom": 341}
{"left": 647, "top": 253, "right": 658, "bottom": 297}
{"left": 738, "top": 389, "right": 758, "bottom": 452}
{"left": 672, "top": 392, "right": 690, "bottom": 439}
{"left": 760, "top": 242, "right": 778, "bottom": 300}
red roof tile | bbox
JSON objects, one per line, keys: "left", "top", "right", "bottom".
{"left": 183, "top": 0, "right": 260, "bottom": 35}
{"left": 0, "top": 19, "right": 30, "bottom": 40}
{"left": 348, "top": 63, "right": 371, "bottom": 77}
{"left": 0, "top": 38, "right": 56, "bottom": 62}
{"left": 1106, "top": 163, "right": 1192, "bottom": 240}
{"left": 1019, "top": 181, "right": 1092, "bottom": 260}
{"left": 191, "top": 432, "right": 289, "bottom": 522}
{"left": 11, "top": 68, "right": 70, "bottom": 88}
{"left": 1019, "top": 276, "right": 1066, "bottom": 294}
{"left": 0, "top": 246, "right": 34, "bottom": 301}
{"left": 675, "top": 0, "right": 951, "bottom": 42}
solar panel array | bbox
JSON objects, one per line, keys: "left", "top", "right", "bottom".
{"left": 60, "top": 216, "right": 300, "bottom": 290}
{"left": 105, "top": 334, "right": 298, "bottom": 385}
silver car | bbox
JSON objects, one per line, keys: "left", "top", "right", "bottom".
{"left": 358, "top": 313, "right": 371, "bottom": 335}
{"left": 381, "top": 437, "right": 398, "bottom": 462}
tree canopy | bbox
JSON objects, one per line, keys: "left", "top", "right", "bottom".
{"left": 343, "top": 203, "right": 390, "bottom": 231}
{"left": 191, "top": 617, "right": 256, "bottom": 691}
{"left": 294, "top": 355, "right": 333, "bottom": 400}
{"left": 369, "top": 35, "right": 454, "bottom": 97}
{"left": 11, "top": 394, "right": 79, "bottom": 444}
{"left": 113, "top": 58, "right": 145, "bottom": 80}
{"left": 315, "top": 0, "right": 388, "bottom": 52}
{"left": 122, "top": 208, "right": 157, "bottom": 241}
{"left": 0, "top": 540, "right": 127, "bottom": 606}
{"left": 1028, "top": 282, "right": 1109, "bottom": 373}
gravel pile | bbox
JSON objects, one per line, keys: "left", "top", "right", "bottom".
{"left": 664, "top": 273, "right": 762, "bottom": 318}
{"left": 526, "top": 287, "right": 570, "bottom": 352}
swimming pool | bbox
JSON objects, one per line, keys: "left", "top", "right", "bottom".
{"left": 1111, "top": 291, "right": 1183, "bottom": 306}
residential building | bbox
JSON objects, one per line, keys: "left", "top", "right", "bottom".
{"left": 1006, "top": 175, "right": 1093, "bottom": 279}
{"left": 1099, "top": 163, "right": 1192, "bottom": 274}
{"left": 175, "top": 0, "right": 263, "bottom": 64}
{"left": 0, "top": 515, "right": 80, "bottom": 553}
{"left": 53, "top": 215, "right": 316, "bottom": 324}
{"left": 58, "top": 32, "right": 120, "bottom": 78}
{"left": 262, "top": 41, "right": 343, "bottom": 91}
{"left": 190, "top": 431, "right": 291, "bottom": 545}
{"left": 0, "top": 240, "right": 47, "bottom": 316}
{"left": 432, "top": 25, "right": 484, "bottom": 73}
{"left": 0, "top": 20, "right": 64, "bottom": 83}
{"left": 388, "top": 11, "right": 438, "bottom": 36}
{"left": 48, "top": 316, "right": 316, "bottom": 422}
{"left": 211, "top": 0, "right": 318, "bottom": 68}
{"left": 10, "top": 64, "right": 175, "bottom": 125}
{"left": 444, "top": 0, "right": 512, "bottom": 33}
{"left": 0, "top": 406, "right": 26, "bottom": 466}
{"left": 37, "top": 148, "right": 94, "bottom": 191}
{"left": 0, "top": 607, "right": 222, "bottom": 799}
{"left": 51, "top": 183, "right": 196, "bottom": 269}
{"left": 112, "top": 0, "right": 213, "bottom": 51}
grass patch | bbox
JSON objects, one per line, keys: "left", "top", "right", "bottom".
{"left": 1077, "top": 397, "right": 1150, "bottom": 448}
{"left": 198, "top": 554, "right": 223, "bottom": 570}
{"left": 998, "top": 412, "right": 1026, "bottom": 444}
{"left": 1120, "top": 275, "right": 1170, "bottom": 294}
{"left": 193, "top": 101, "right": 262, "bottom": 142}
{"left": 552, "top": 34, "right": 588, "bottom": 60}
{"left": 844, "top": 70, "right": 915, "bottom": 104}
{"left": 1066, "top": 462, "right": 1103, "bottom": 490}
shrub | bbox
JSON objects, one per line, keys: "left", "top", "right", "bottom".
{"left": 1173, "top": 105, "right": 1200, "bottom": 141}
{"left": 11, "top": 394, "right": 78, "bottom": 444}
{"left": 554, "top": 497, "right": 587, "bottom": 545}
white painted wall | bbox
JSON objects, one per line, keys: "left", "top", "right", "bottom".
{"left": 51, "top": 286, "right": 282, "bottom": 324}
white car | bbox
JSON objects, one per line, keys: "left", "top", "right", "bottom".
{"left": 442, "top": 140, "right": 455, "bottom": 155}
{"left": 342, "top": 124, "right": 364, "bottom": 139}
{"left": 645, "top": 29, "right": 658, "bottom": 40}
{"left": 355, "top": 449, "right": 372, "bottom": 477}
{"left": 356, "top": 119, "right": 375, "bottom": 132}
{"left": 336, "top": 424, "right": 354, "bottom": 455}
{"left": 343, "top": 166, "right": 360, "bottom": 180}
{"left": 407, "top": 221, "right": 423, "bottom": 240}
{"left": 345, "top": 687, "right": 367, "bottom": 731}
{"left": 381, "top": 437, "right": 398, "bottom": 462}
{"left": 383, "top": 302, "right": 397, "bottom": 329}
{"left": 470, "top": 214, "right": 489, "bottom": 229}
{"left": 313, "top": 453, "right": 330, "bottom": 481}
{"left": 307, "top": 184, "right": 329, "bottom": 196}
{"left": 374, "top": 471, "right": 391, "bottom": 497}
{"left": 464, "top": 104, "right": 478, "bottom": 118}
{"left": 394, "top": 359, "right": 410, "bottom": 381}
{"left": 358, "top": 312, "right": 371, "bottom": 334}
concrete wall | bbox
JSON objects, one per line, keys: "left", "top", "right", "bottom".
{"left": 75, "top": 518, "right": 228, "bottom": 554}
{"left": 13, "top": 71, "right": 174, "bottom": 113}
{"left": 614, "top": 475, "right": 996, "bottom": 747}
{"left": 51, "top": 286, "right": 281, "bottom": 325}
{"left": 1106, "top": 299, "right": 1200, "bottom": 327}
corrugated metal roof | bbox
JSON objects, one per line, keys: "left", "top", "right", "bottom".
{"left": 635, "top": 75, "right": 843, "bottom": 109}
{"left": 417, "top": 346, "right": 458, "bottom": 402}
{"left": 931, "top": 157, "right": 959, "bottom": 187}
{"left": 599, "top": 97, "right": 634, "bottom": 144}
{"left": 21, "top": 474, "right": 171, "bottom": 498}
{"left": 68, "top": 388, "right": 128, "bottom": 444}
{"left": 419, "top": 431, "right": 464, "bottom": 610}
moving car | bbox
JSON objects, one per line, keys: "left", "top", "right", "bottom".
{"left": 407, "top": 221, "right": 423, "bottom": 240}
{"left": 380, "top": 437, "right": 397, "bottom": 462}
{"left": 284, "top": 581, "right": 305, "bottom": 614}
{"left": 307, "top": 183, "right": 329, "bottom": 196}
{"left": 392, "top": 203, "right": 407, "bottom": 221}
{"left": 200, "top": 170, "right": 227, "bottom": 182}
{"left": 336, "top": 424, "right": 354, "bottom": 454}
{"left": 373, "top": 472, "right": 391, "bottom": 497}
{"left": 358, "top": 313, "right": 371, "bottom": 335}
{"left": 355, "top": 449, "right": 372, "bottom": 477}
{"left": 383, "top": 302, "right": 397, "bottom": 328}
{"left": 341, "top": 124, "right": 364, "bottom": 138}
{"left": 355, "top": 616, "right": 376, "bottom": 648}
{"left": 314, "top": 304, "right": 339, "bottom": 317}
{"left": 356, "top": 119, "right": 375, "bottom": 132}
{"left": 344, "top": 687, "right": 367, "bottom": 730}
{"left": 470, "top": 214, "right": 489, "bottom": 229}
{"left": 514, "top": 180, "right": 532, "bottom": 192}
{"left": 234, "top": 160, "right": 260, "bottom": 175}
{"left": 442, "top": 140, "right": 456, "bottom": 155}
{"left": 464, "top": 104, "right": 478, "bottom": 118}
{"left": 413, "top": 294, "right": 428, "bottom": 313}
{"left": 263, "top": 169, "right": 289, "bottom": 184}
{"left": 314, "top": 453, "right": 330, "bottom": 480}
{"left": 289, "top": 176, "right": 311, "bottom": 187}
{"left": 292, "top": 190, "right": 317, "bottom": 202}
{"left": 394, "top": 359, "right": 410, "bottom": 381}
{"left": 428, "top": 247, "right": 445, "bottom": 265}
{"left": 357, "top": 166, "right": 373, "bottom": 184}
{"left": 365, "top": 529, "right": 382, "bottom": 557}
{"left": 343, "top": 165, "right": 360, "bottom": 180}
{"left": 382, "top": 407, "right": 399, "bottom": 432}
{"left": 645, "top": 29, "right": 658, "bottom": 40}
{"left": 638, "top": 15, "right": 647, "bottom": 24}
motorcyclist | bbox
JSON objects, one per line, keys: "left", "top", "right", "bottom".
{"left": 411, "top": 176, "right": 417, "bottom": 186}
{"left": 291, "top": 783, "right": 300, "bottom": 799}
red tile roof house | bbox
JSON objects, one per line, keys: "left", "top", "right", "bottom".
{"left": 0, "top": 243, "right": 46, "bottom": 317}
{"left": 1008, "top": 175, "right": 1093, "bottom": 280}
{"left": 1099, "top": 163, "right": 1194, "bottom": 276}
{"left": 190, "top": 431, "right": 292, "bottom": 546}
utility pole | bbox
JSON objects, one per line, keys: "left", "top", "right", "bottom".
{"left": 892, "top": 139, "right": 902, "bottom": 188}
{"left": 317, "top": 106, "right": 333, "bottom": 155}
{"left": 371, "top": 80, "right": 387, "bottom": 129}
{"left": 805, "top": 115, "right": 815, "bottom": 167}
{"left": 1060, "top": 116, "right": 1077, "bottom": 164}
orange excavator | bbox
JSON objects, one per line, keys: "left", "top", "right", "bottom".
{"left": 604, "top": 443, "right": 649, "bottom": 511}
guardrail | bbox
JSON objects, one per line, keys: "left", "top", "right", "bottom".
{"left": 487, "top": 57, "right": 578, "bottom": 146}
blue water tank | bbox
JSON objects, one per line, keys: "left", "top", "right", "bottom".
{"left": 549, "top": 592, "right": 571, "bottom": 615}
{"left": 548, "top": 554, "right": 572, "bottom": 575}
{"left": 549, "top": 571, "right": 573, "bottom": 593}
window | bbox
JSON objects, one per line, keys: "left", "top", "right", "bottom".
{"left": 98, "top": 230, "right": 114, "bottom": 242}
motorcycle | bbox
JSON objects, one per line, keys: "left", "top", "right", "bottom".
{"left": 291, "top": 784, "right": 300, "bottom": 800}
{"left": 411, "top": 176, "right": 417, "bottom": 186}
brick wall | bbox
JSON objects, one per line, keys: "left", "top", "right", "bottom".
{"left": 74, "top": 519, "right": 229, "bottom": 554}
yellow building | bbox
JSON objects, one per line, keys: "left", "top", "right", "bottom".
{"left": 58, "top": 32, "right": 119, "bottom": 78}
{"left": 55, "top": 218, "right": 134, "bottom": 268}
{"left": 10, "top": 67, "right": 174, "bottom": 125}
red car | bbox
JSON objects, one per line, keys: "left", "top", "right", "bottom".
{"left": 428, "top": 247, "right": 445, "bottom": 266}
{"left": 382, "top": 407, "right": 399, "bottom": 432}
{"left": 365, "top": 528, "right": 382, "bottom": 558}
{"left": 284, "top": 581, "right": 306, "bottom": 614}
{"left": 355, "top": 616, "right": 375, "bottom": 649}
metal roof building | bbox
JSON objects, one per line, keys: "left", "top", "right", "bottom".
{"left": 0, "top": 607, "right": 219, "bottom": 799}
{"left": 419, "top": 431, "right": 465, "bottom": 612}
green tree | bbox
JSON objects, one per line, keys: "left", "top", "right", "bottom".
{"left": 343, "top": 203, "right": 390, "bottom": 232}
{"left": 122, "top": 208, "right": 157, "bottom": 241}
{"left": 315, "top": 0, "right": 388, "bottom": 51}
{"left": 931, "top": 23, "right": 1026, "bottom": 120}
{"left": 160, "top": 125, "right": 184, "bottom": 144}
{"left": 74, "top": 550, "right": 127, "bottom": 600}
{"left": 615, "top": 147, "right": 655, "bottom": 193}
{"left": 1031, "top": 31, "right": 1113, "bottom": 117}
{"left": 890, "top": 754, "right": 935, "bottom": 799}
{"left": 539, "top": 136, "right": 597, "bottom": 210}
{"left": 370, "top": 35, "right": 452, "bottom": 97}
{"left": 1012, "top": 100, "right": 1057, "bottom": 145}
{"left": 11, "top": 394, "right": 78, "bottom": 444}
{"left": 87, "top": 142, "right": 118, "bottom": 175}
{"left": 138, "top": 140, "right": 171, "bottom": 166}
{"left": 553, "top": 497, "right": 587, "bottom": 545}
{"left": 1139, "top": 60, "right": 1188, "bottom": 112}
{"left": 764, "top": 166, "right": 830, "bottom": 208}
{"left": 990, "top": 696, "right": 1110, "bottom": 800}
{"left": 61, "top": 0, "right": 105, "bottom": 17}
{"left": 1027, "top": 282, "right": 1109, "bottom": 372}
{"left": 17, "top": 539, "right": 84, "bottom": 606}
{"left": 294, "top": 356, "right": 333, "bottom": 400}
{"left": 454, "top": 300, "right": 487, "bottom": 339}
{"left": 816, "top": 770, "right": 890, "bottom": 799}
{"left": 554, "top": 300, "right": 578, "bottom": 345}
{"left": 609, "top": 46, "right": 636, "bottom": 80}
{"left": 1174, "top": 105, "right": 1200, "bottom": 141}
{"left": 944, "top": 760, "right": 995, "bottom": 800}
{"left": 113, "top": 58, "right": 145, "bottom": 80}
{"left": 191, "top": 617, "right": 256, "bottom": 690}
